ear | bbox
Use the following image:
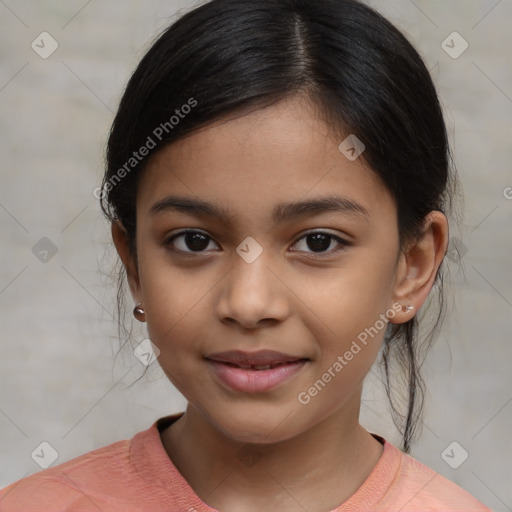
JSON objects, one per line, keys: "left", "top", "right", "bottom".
{"left": 389, "top": 211, "right": 448, "bottom": 324}
{"left": 111, "top": 220, "right": 141, "bottom": 301}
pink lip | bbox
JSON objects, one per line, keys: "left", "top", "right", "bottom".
{"left": 205, "top": 350, "right": 309, "bottom": 393}
{"left": 206, "top": 349, "right": 306, "bottom": 366}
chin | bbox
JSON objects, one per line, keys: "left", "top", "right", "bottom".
{"left": 205, "top": 404, "right": 306, "bottom": 445}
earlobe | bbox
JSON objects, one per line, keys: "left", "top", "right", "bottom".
{"left": 111, "top": 220, "right": 141, "bottom": 300}
{"left": 389, "top": 211, "right": 448, "bottom": 324}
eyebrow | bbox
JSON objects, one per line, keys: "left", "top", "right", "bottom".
{"left": 149, "top": 194, "right": 369, "bottom": 224}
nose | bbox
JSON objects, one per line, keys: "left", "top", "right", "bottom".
{"left": 215, "top": 253, "right": 290, "bottom": 330}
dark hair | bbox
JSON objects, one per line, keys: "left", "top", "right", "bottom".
{"left": 101, "top": 0, "right": 457, "bottom": 453}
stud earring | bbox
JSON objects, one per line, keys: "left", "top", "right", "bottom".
{"left": 401, "top": 304, "right": 414, "bottom": 313}
{"left": 133, "top": 302, "right": 146, "bottom": 322}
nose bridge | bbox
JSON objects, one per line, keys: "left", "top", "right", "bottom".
{"left": 232, "top": 249, "right": 272, "bottom": 294}
{"left": 216, "top": 246, "right": 288, "bottom": 327}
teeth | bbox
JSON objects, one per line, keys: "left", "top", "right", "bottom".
{"left": 252, "top": 364, "right": 271, "bottom": 370}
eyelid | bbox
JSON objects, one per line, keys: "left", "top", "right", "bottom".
{"left": 164, "top": 228, "right": 352, "bottom": 256}
{"left": 290, "top": 229, "right": 352, "bottom": 257}
{"left": 164, "top": 229, "right": 220, "bottom": 255}
{"left": 293, "top": 228, "right": 352, "bottom": 243}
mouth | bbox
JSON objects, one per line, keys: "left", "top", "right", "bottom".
{"left": 215, "top": 360, "right": 307, "bottom": 370}
{"left": 205, "top": 350, "right": 310, "bottom": 392}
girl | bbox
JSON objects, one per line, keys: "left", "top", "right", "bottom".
{"left": 0, "top": 0, "right": 493, "bottom": 510}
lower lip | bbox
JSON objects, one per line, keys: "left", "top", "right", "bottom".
{"left": 207, "top": 360, "right": 308, "bottom": 393}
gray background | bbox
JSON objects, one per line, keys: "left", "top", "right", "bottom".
{"left": 0, "top": 1, "right": 510, "bottom": 510}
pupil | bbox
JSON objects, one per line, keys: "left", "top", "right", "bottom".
{"left": 307, "top": 233, "right": 330, "bottom": 252}
{"left": 183, "top": 233, "right": 331, "bottom": 252}
{"left": 186, "top": 233, "right": 209, "bottom": 251}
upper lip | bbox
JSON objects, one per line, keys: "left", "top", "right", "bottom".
{"left": 205, "top": 350, "right": 308, "bottom": 366}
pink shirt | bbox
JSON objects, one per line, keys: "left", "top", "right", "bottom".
{"left": 0, "top": 413, "right": 492, "bottom": 511}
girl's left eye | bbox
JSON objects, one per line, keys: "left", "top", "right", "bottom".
{"left": 291, "top": 231, "right": 351, "bottom": 255}
{"left": 164, "top": 230, "right": 351, "bottom": 256}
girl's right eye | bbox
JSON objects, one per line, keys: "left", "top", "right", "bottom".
{"left": 164, "top": 230, "right": 219, "bottom": 255}
{"left": 165, "top": 229, "right": 352, "bottom": 257}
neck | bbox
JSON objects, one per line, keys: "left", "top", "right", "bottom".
{"left": 160, "top": 393, "right": 383, "bottom": 512}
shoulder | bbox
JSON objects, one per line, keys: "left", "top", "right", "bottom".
{"left": 384, "top": 443, "right": 493, "bottom": 511}
{"left": 0, "top": 438, "right": 132, "bottom": 512}
{"left": 0, "top": 414, "right": 197, "bottom": 512}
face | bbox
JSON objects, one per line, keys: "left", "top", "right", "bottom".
{"left": 129, "top": 94, "right": 404, "bottom": 444}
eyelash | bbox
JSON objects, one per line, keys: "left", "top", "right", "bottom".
{"left": 163, "top": 229, "right": 352, "bottom": 258}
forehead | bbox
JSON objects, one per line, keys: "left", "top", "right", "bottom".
{"left": 137, "top": 95, "right": 395, "bottom": 225}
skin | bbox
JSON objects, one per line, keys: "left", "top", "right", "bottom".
{"left": 112, "top": 93, "right": 448, "bottom": 511}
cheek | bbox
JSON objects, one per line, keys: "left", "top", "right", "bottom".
{"left": 294, "top": 250, "right": 397, "bottom": 389}
{"left": 144, "top": 295, "right": 211, "bottom": 401}
{"left": 136, "top": 244, "right": 208, "bottom": 353}
{"left": 294, "top": 281, "right": 392, "bottom": 419}
{"left": 299, "top": 254, "right": 396, "bottom": 338}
